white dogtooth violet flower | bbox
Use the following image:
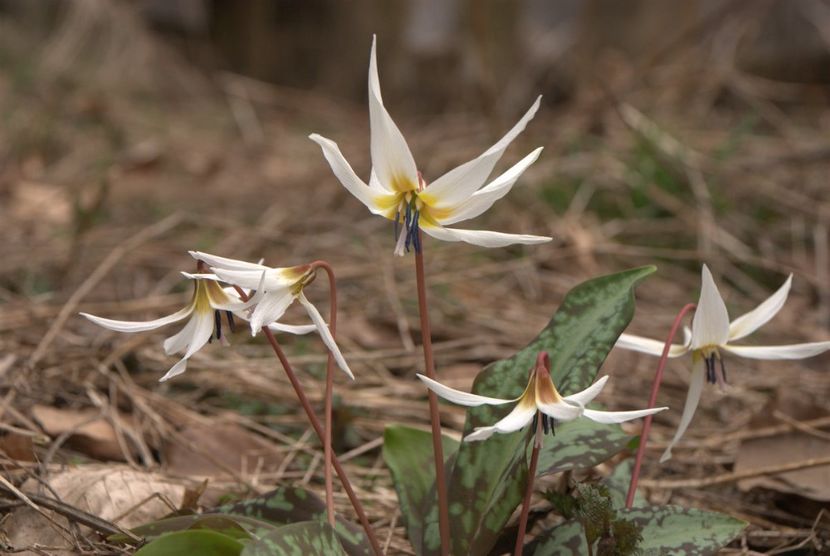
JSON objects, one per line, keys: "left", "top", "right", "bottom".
{"left": 417, "top": 352, "right": 667, "bottom": 442}
{"left": 81, "top": 272, "right": 259, "bottom": 382}
{"left": 309, "top": 35, "right": 551, "bottom": 256}
{"left": 616, "top": 264, "right": 830, "bottom": 462}
{"left": 189, "top": 251, "right": 355, "bottom": 380}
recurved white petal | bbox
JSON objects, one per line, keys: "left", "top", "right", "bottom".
{"left": 728, "top": 274, "right": 792, "bottom": 341}
{"left": 537, "top": 398, "right": 583, "bottom": 421}
{"left": 722, "top": 341, "right": 830, "bottom": 360}
{"left": 583, "top": 406, "right": 668, "bottom": 425}
{"left": 163, "top": 309, "right": 215, "bottom": 359}
{"left": 309, "top": 133, "right": 396, "bottom": 215}
{"left": 434, "top": 148, "right": 543, "bottom": 226}
{"left": 416, "top": 374, "right": 516, "bottom": 407}
{"left": 163, "top": 314, "right": 200, "bottom": 355}
{"left": 267, "top": 323, "right": 317, "bottom": 335}
{"left": 423, "top": 96, "right": 541, "bottom": 209}
{"left": 615, "top": 333, "right": 689, "bottom": 358}
{"left": 660, "top": 355, "right": 706, "bottom": 463}
{"left": 202, "top": 276, "right": 260, "bottom": 312}
{"left": 691, "top": 265, "right": 731, "bottom": 350}
{"left": 297, "top": 292, "right": 354, "bottom": 380}
{"left": 463, "top": 403, "right": 536, "bottom": 442}
{"left": 189, "top": 251, "right": 267, "bottom": 271}
{"left": 213, "top": 267, "right": 299, "bottom": 291}
{"left": 81, "top": 305, "right": 193, "bottom": 334}
{"left": 249, "top": 291, "right": 295, "bottom": 334}
{"left": 421, "top": 224, "right": 551, "bottom": 248}
{"left": 563, "top": 375, "right": 610, "bottom": 406}
{"left": 368, "top": 36, "right": 418, "bottom": 193}
{"left": 159, "top": 358, "right": 189, "bottom": 382}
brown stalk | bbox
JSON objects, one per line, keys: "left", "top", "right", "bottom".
{"left": 231, "top": 283, "right": 383, "bottom": 555}
{"left": 309, "top": 259, "right": 337, "bottom": 527}
{"left": 514, "top": 411, "right": 543, "bottom": 556}
{"left": 414, "top": 234, "right": 450, "bottom": 556}
{"left": 625, "top": 302, "right": 696, "bottom": 508}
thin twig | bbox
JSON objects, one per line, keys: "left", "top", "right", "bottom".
{"left": 0, "top": 481, "right": 141, "bottom": 542}
{"left": 27, "top": 212, "right": 183, "bottom": 369}
{"left": 639, "top": 455, "right": 830, "bottom": 489}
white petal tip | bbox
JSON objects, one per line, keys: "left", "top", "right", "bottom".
{"left": 659, "top": 450, "right": 672, "bottom": 463}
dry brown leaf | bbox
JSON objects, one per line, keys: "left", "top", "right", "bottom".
{"left": 735, "top": 392, "right": 830, "bottom": 501}
{"left": 163, "top": 422, "right": 282, "bottom": 478}
{"left": 3, "top": 465, "right": 187, "bottom": 555}
{"left": 31, "top": 405, "right": 128, "bottom": 461}
{"left": 0, "top": 432, "right": 36, "bottom": 461}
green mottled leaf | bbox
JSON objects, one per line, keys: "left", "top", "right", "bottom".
{"left": 240, "top": 521, "right": 348, "bottom": 556}
{"left": 108, "top": 514, "right": 274, "bottom": 544}
{"left": 527, "top": 506, "right": 747, "bottom": 555}
{"left": 537, "top": 418, "right": 632, "bottom": 477}
{"left": 603, "top": 459, "right": 646, "bottom": 510}
{"left": 382, "top": 425, "right": 459, "bottom": 555}
{"left": 213, "top": 486, "right": 370, "bottom": 556}
{"left": 443, "top": 266, "right": 656, "bottom": 556}
{"left": 135, "top": 529, "right": 244, "bottom": 556}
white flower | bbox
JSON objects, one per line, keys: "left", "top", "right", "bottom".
{"left": 616, "top": 264, "right": 830, "bottom": 462}
{"left": 80, "top": 273, "right": 277, "bottom": 382}
{"left": 417, "top": 353, "right": 667, "bottom": 442}
{"left": 189, "top": 251, "right": 355, "bottom": 380}
{"left": 309, "top": 35, "right": 551, "bottom": 256}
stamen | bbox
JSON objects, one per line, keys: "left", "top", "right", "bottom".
{"left": 412, "top": 210, "right": 421, "bottom": 253}
{"left": 225, "top": 311, "right": 236, "bottom": 333}
{"left": 393, "top": 209, "right": 400, "bottom": 241}
{"left": 705, "top": 355, "right": 717, "bottom": 384}
{"left": 719, "top": 356, "right": 727, "bottom": 384}
{"left": 214, "top": 310, "right": 223, "bottom": 341}
{"left": 541, "top": 413, "right": 549, "bottom": 435}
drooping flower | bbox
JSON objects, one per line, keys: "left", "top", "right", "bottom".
{"left": 616, "top": 264, "right": 830, "bottom": 462}
{"left": 309, "top": 36, "right": 551, "bottom": 256}
{"left": 79, "top": 272, "right": 299, "bottom": 382}
{"left": 189, "top": 251, "right": 354, "bottom": 379}
{"left": 417, "top": 353, "right": 667, "bottom": 442}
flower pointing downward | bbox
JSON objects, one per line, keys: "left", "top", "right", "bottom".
{"left": 417, "top": 352, "right": 667, "bottom": 442}
{"left": 189, "top": 251, "right": 355, "bottom": 379}
{"left": 80, "top": 272, "right": 275, "bottom": 382}
{"left": 616, "top": 264, "right": 830, "bottom": 462}
{"left": 309, "top": 35, "right": 551, "bottom": 256}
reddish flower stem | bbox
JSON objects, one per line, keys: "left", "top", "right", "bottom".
{"left": 625, "top": 302, "right": 696, "bottom": 508}
{"left": 310, "top": 260, "right": 337, "bottom": 527}
{"left": 414, "top": 235, "right": 450, "bottom": 556}
{"left": 262, "top": 329, "right": 384, "bottom": 556}
{"left": 232, "top": 283, "right": 383, "bottom": 555}
{"left": 514, "top": 411, "right": 543, "bottom": 556}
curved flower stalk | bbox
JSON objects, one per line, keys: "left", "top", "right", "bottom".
{"left": 417, "top": 353, "right": 667, "bottom": 442}
{"left": 189, "top": 251, "right": 354, "bottom": 380}
{"left": 617, "top": 264, "right": 830, "bottom": 462}
{"left": 78, "top": 273, "right": 311, "bottom": 382}
{"left": 309, "top": 35, "right": 551, "bottom": 256}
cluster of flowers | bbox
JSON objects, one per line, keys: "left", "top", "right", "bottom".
{"left": 82, "top": 36, "right": 830, "bottom": 461}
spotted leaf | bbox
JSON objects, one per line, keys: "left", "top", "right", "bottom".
{"left": 439, "top": 266, "right": 656, "bottom": 556}
{"left": 526, "top": 505, "right": 746, "bottom": 555}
